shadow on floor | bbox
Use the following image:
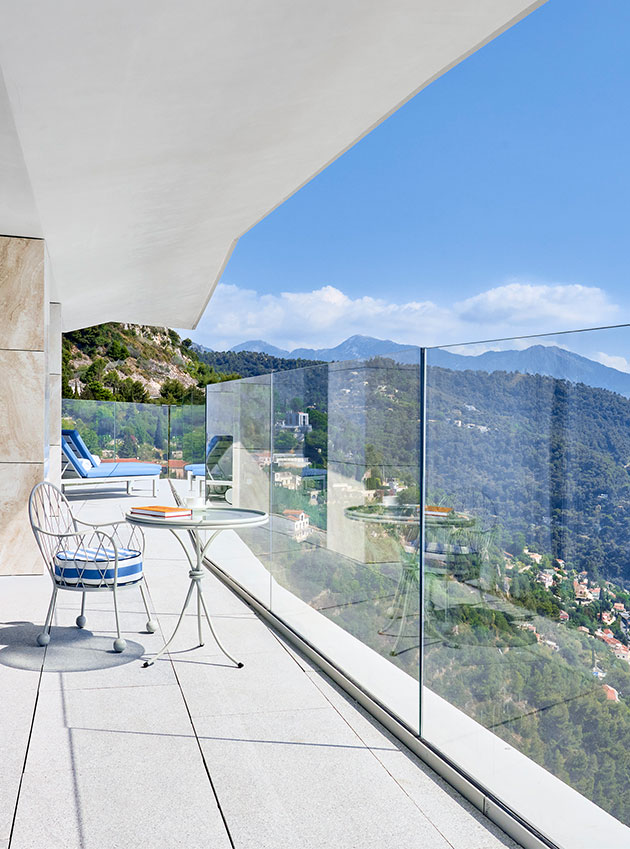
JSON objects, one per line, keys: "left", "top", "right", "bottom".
{"left": 65, "top": 489, "right": 139, "bottom": 502}
{"left": 0, "top": 621, "right": 145, "bottom": 672}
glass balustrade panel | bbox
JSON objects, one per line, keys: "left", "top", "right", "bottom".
{"left": 205, "top": 375, "right": 272, "bottom": 606}
{"left": 424, "top": 326, "right": 630, "bottom": 847}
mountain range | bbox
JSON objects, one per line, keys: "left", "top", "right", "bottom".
{"left": 196, "top": 334, "right": 415, "bottom": 361}
{"left": 195, "top": 334, "right": 630, "bottom": 397}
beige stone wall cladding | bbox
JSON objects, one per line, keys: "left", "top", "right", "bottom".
{"left": 0, "top": 464, "right": 45, "bottom": 574}
{"left": 0, "top": 350, "right": 46, "bottom": 462}
{"left": 48, "top": 302, "right": 62, "bottom": 488}
{"left": 0, "top": 237, "right": 45, "bottom": 351}
{"left": 0, "top": 236, "right": 46, "bottom": 575}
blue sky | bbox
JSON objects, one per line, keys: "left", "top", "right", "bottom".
{"left": 189, "top": 0, "right": 630, "bottom": 365}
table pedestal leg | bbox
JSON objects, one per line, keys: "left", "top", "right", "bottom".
{"left": 378, "top": 564, "right": 420, "bottom": 656}
{"left": 197, "top": 584, "right": 243, "bottom": 668}
{"left": 196, "top": 581, "right": 204, "bottom": 647}
{"left": 143, "top": 527, "right": 244, "bottom": 669}
{"left": 142, "top": 576, "right": 196, "bottom": 667}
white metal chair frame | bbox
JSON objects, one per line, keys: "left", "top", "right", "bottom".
{"left": 29, "top": 481, "right": 157, "bottom": 653}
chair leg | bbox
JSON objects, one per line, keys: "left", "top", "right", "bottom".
{"left": 139, "top": 582, "right": 158, "bottom": 634}
{"left": 126, "top": 480, "right": 132, "bottom": 495}
{"left": 37, "top": 586, "right": 58, "bottom": 647}
{"left": 112, "top": 586, "right": 126, "bottom": 653}
{"left": 153, "top": 477, "right": 157, "bottom": 498}
{"left": 76, "top": 591, "right": 87, "bottom": 628}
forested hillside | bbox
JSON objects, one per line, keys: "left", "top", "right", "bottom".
{"left": 194, "top": 347, "right": 324, "bottom": 378}
{"left": 62, "top": 323, "right": 241, "bottom": 404}
{"left": 426, "top": 366, "right": 630, "bottom": 585}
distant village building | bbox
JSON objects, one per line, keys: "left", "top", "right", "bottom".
{"left": 594, "top": 628, "right": 630, "bottom": 663}
{"left": 254, "top": 451, "right": 272, "bottom": 468}
{"left": 274, "top": 470, "right": 302, "bottom": 490}
{"left": 281, "top": 411, "right": 312, "bottom": 434}
{"left": 283, "top": 509, "right": 310, "bottom": 541}
{"left": 518, "top": 622, "right": 542, "bottom": 643}
{"left": 524, "top": 548, "right": 543, "bottom": 565}
{"left": 602, "top": 684, "right": 620, "bottom": 702}
{"left": 574, "top": 580, "right": 594, "bottom": 604}
{"left": 274, "top": 453, "right": 310, "bottom": 469}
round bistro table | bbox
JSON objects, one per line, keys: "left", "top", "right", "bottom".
{"left": 126, "top": 506, "right": 268, "bottom": 667}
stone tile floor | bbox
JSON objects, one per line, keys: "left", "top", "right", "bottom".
{"left": 0, "top": 481, "right": 521, "bottom": 849}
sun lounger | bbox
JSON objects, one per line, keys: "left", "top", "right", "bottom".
{"left": 61, "top": 429, "right": 161, "bottom": 496}
{"left": 185, "top": 434, "right": 233, "bottom": 500}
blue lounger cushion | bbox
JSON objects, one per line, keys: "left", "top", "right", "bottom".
{"left": 62, "top": 435, "right": 160, "bottom": 479}
{"left": 184, "top": 464, "right": 205, "bottom": 476}
{"left": 54, "top": 546, "right": 143, "bottom": 587}
{"left": 83, "top": 462, "right": 161, "bottom": 478}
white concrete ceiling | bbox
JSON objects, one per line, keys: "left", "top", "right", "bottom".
{"left": 0, "top": 1, "right": 545, "bottom": 331}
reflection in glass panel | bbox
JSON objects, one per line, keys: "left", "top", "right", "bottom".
{"left": 61, "top": 398, "right": 199, "bottom": 480}
{"left": 269, "top": 354, "right": 421, "bottom": 726}
{"left": 205, "top": 375, "right": 272, "bottom": 605}
{"left": 62, "top": 399, "right": 117, "bottom": 461}
{"left": 115, "top": 401, "right": 169, "bottom": 471}
{"left": 181, "top": 403, "right": 206, "bottom": 469}
{"left": 424, "top": 329, "right": 630, "bottom": 841}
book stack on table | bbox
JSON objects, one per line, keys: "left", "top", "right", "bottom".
{"left": 130, "top": 505, "right": 192, "bottom": 518}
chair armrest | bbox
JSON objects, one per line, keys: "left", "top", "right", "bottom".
{"left": 75, "top": 518, "right": 126, "bottom": 530}
{"left": 75, "top": 518, "right": 145, "bottom": 555}
{"left": 33, "top": 527, "right": 89, "bottom": 539}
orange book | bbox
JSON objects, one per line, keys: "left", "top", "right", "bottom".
{"left": 131, "top": 505, "right": 192, "bottom": 518}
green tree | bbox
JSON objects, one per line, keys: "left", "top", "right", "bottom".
{"left": 80, "top": 427, "right": 99, "bottom": 453}
{"left": 119, "top": 432, "right": 137, "bottom": 458}
{"left": 108, "top": 339, "right": 129, "bottom": 360}
{"left": 275, "top": 430, "right": 298, "bottom": 452}
{"left": 160, "top": 379, "right": 187, "bottom": 404}
{"left": 153, "top": 416, "right": 166, "bottom": 451}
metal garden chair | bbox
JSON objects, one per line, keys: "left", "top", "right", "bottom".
{"left": 29, "top": 481, "right": 157, "bottom": 653}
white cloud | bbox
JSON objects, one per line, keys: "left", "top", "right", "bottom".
{"left": 185, "top": 279, "right": 619, "bottom": 353}
{"left": 456, "top": 282, "right": 618, "bottom": 327}
{"left": 190, "top": 283, "right": 454, "bottom": 350}
{"left": 592, "top": 352, "right": 630, "bottom": 373}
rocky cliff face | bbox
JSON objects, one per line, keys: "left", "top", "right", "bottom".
{"left": 62, "top": 323, "right": 231, "bottom": 402}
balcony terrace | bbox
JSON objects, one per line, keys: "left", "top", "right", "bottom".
{"left": 4, "top": 4, "right": 629, "bottom": 848}
{"left": 1, "top": 480, "right": 518, "bottom": 849}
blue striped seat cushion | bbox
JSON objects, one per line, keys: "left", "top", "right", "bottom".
{"left": 54, "top": 546, "right": 143, "bottom": 587}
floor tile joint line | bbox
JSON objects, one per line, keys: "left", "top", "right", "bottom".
{"left": 7, "top": 644, "right": 47, "bottom": 848}
{"left": 167, "top": 652, "right": 237, "bottom": 849}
